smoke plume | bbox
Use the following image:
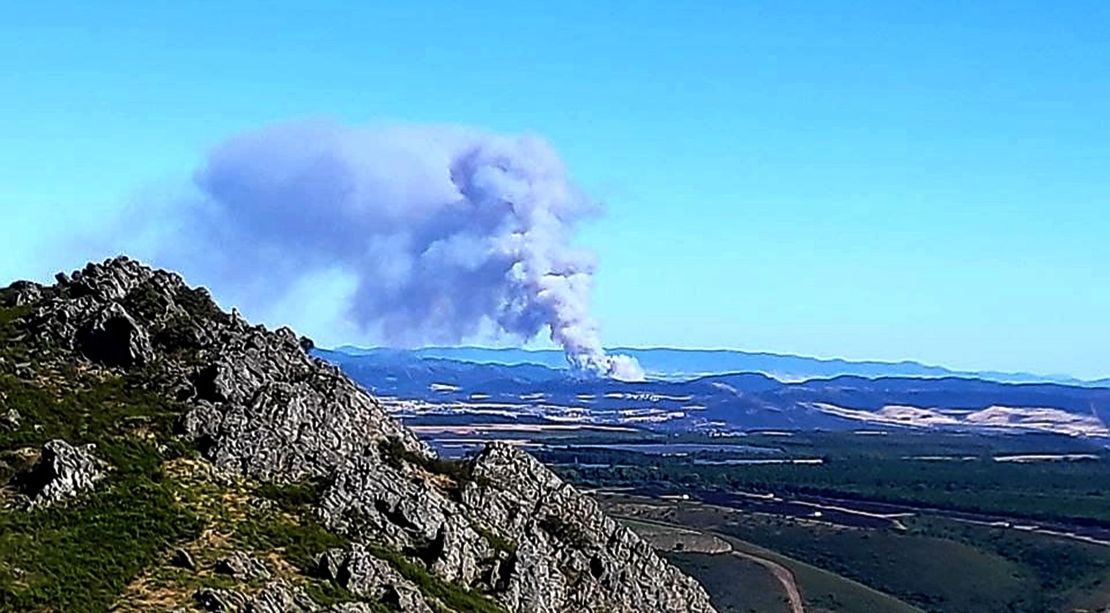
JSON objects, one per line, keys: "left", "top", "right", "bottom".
{"left": 160, "top": 120, "right": 643, "bottom": 381}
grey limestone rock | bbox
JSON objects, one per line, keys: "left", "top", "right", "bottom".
{"left": 76, "top": 301, "right": 153, "bottom": 368}
{"left": 8, "top": 257, "right": 719, "bottom": 613}
{"left": 0, "top": 408, "right": 20, "bottom": 430}
{"left": 1, "top": 280, "right": 42, "bottom": 307}
{"left": 194, "top": 581, "right": 317, "bottom": 613}
{"left": 461, "top": 443, "right": 717, "bottom": 613}
{"left": 22, "top": 257, "right": 427, "bottom": 481}
{"left": 248, "top": 580, "right": 318, "bottom": 613}
{"left": 194, "top": 587, "right": 252, "bottom": 612}
{"left": 319, "top": 604, "right": 377, "bottom": 613}
{"left": 316, "top": 545, "right": 432, "bottom": 613}
{"left": 16, "top": 439, "right": 104, "bottom": 504}
{"left": 215, "top": 551, "right": 272, "bottom": 581}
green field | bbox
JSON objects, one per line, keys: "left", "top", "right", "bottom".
{"left": 545, "top": 431, "right": 1110, "bottom": 526}
{"left": 618, "top": 511, "right": 927, "bottom": 613}
{"left": 720, "top": 536, "right": 926, "bottom": 613}
{"left": 718, "top": 514, "right": 1033, "bottom": 613}
{"left": 607, "top": 493, "right": 1110, "bottom": 613}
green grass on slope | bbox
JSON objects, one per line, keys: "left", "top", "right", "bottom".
{"left": 0, "top": 299, "right": 514, "bottom": 613}
{"left": 0, "top": 304, "right": 207, "bottom": 613}
{"left": 0, "top": 406, "right": 202, "bottom": 612}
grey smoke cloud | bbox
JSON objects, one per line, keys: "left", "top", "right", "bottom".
{"left": 165, "top": 120, "right": 643, "bottom": 380}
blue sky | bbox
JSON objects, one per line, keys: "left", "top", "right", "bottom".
{"left": 2, "top": 1, "right": 1108, "bottom": 378}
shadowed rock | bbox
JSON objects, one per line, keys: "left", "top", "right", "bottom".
{"left": 76, "top": 302, "right": 153, "bottom": 368}
{"left": 170, "top": 548, "right": 197, "bottom": 571}
{"left": 249, "top": 580, "right": 318, "bottom": 613}
{"left": 194, "top": 587, "right": 251, "bottom": 612}
{"left": 194, "top": 581, "right": 316, "bottom": 613}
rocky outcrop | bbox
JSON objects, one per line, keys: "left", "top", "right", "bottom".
{"left": 11, "top": 257, "right": 718, "bottom": 613}
{"left": 195, "top": 581, "right": 317, "bottom": 613}
{"left": 0, "top": 280, "right": 44, "bottom": 307}
{"left": 75, "top": 301, "right": 153, "bottom": 367}
{"left": 463, "top": 444, "right": 716, "bottom": 613}
{"left": 195, "top": 580, "right": 385, "bottom": 613}
{"left": 24, "top": 257, "right": 425, "bottom": 481}
{"left": 247, "top": 580, "right": 319, "bottom": 613}
{"left": 15, "top": 439, "right": 104, "bottom": 503}
{"left": 215, "top": 551, "right": 273, "bottom": 581}
{"left": 316, "top": 545, "right": 433, "bottom": 612}
{"left": 0, "top": 408, "right": 20, "bottom": 430}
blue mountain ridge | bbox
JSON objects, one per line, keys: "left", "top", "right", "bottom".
{"left": 334, "top": 345, "right": 1110, "bottom": 387}
{"left": 316, "top": 348, "right": 1110, "bottom": 436}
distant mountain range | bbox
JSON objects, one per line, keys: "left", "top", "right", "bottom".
{"left": 333, "top": 345, "right": 1110, "bottom": 387}
{"left": 317, "top": 347, "right": 1110, "bottom": 438}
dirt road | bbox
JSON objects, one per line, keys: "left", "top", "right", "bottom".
{"left": 729, "top": 549, "right": 805, "bottom": 613}
{"left": 617, "top": 515, "right": 805, "bottom": 613}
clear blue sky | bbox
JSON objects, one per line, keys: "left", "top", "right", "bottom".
{"left": 2, "top": 1, "right": 1108, "bottom": 378}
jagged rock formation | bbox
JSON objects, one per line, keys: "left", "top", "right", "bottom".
{"left": 0, "top": 257, "right": 718, "bottom": 613}
{"left": 317, "top": 545, "right": 433, "bottom": 612}
{"left": 215, "top": 552, "right": 273, "bottom": 581}
{"left": 195, "top": 580, "right": 319, "bottom": 613}
{"left": 15, "top": 439, "right": 104, "bottom": 503}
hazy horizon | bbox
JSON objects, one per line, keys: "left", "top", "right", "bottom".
{"left": 326, "top": 343, "right": 1107, "bottom": 382}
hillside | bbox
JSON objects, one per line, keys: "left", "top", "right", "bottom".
{"left": 0, "top": 257, "right": 717, "bottom": 613}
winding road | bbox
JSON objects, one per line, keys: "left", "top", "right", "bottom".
{"left": 729, "top": 549, "right": 805, "bottom": 613}
{"left": 617, "top": 515, "right": 805, "bottom": 613}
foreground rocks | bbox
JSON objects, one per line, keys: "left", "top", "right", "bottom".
{"left": 194, "top": 580, "right": 387, "bottom": 613}
{"left": 15, "top": 439, "right": 104, "bottom": 503}
{"left": 0, "top": 408, "right": 20, "bottom": 430}
{"left": 7, "top": 257, "right": 719, "bottom": 613}
{"left": 317, "top": 545, "right": 433, "bottom": 612}
{"left": 215, "top": 552, "right": 273, "bottom": 581}
{"left": 24, "top": 257, "right": 425, "bottom": 481}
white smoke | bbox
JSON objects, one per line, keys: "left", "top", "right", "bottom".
{"left": 161, "top": 120, "right": 643, "bottom": 381}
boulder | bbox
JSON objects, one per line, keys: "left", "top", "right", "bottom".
{"left": 16, "top": 439, "right": 103, "bottom": 503}
{"left": 1, "top": 280, "right": 42, "bottom": 307}
{"left": 248, "top": 580, "right": 318, "bottom": 613}
{"left": 194, "top": 581, "right": 317, "bottom": 613}
{"left": 194, "top": 587, "right": 251, "bottom": 612}
{"left": 316, "top": 545, "right": 432, "bottom": 613}
{"left": 215, "top": 551, "right": 272, "bottom": 581}
{"left": 0, "top": 408, "right": 20, "bottom": 430}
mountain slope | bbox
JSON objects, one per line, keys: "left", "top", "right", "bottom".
{"left": 0, "top": 257, "right": 717, "bottom": 613}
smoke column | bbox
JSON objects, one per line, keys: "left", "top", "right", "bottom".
{"left": 168, "top": 120, "right": 643, "bottom": 381}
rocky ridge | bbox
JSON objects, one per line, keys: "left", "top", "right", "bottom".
{"left": 0, "top": 257, "right": 717, "bottom": 613}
